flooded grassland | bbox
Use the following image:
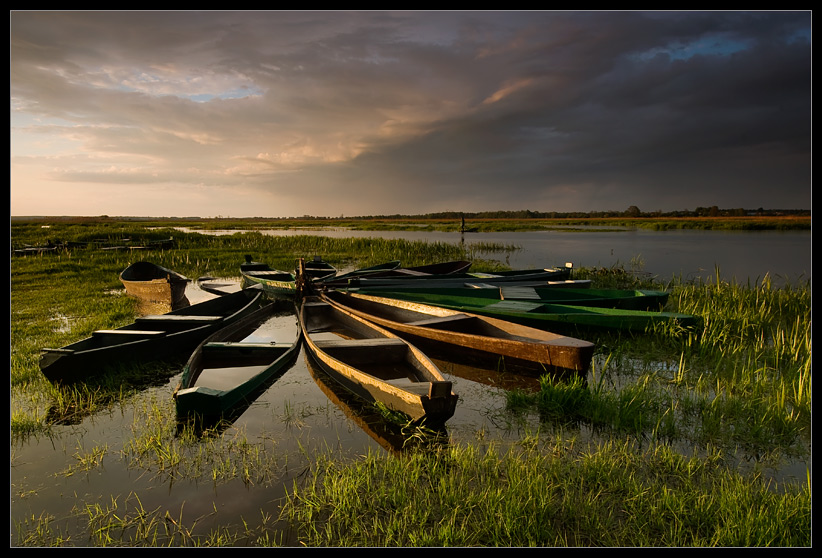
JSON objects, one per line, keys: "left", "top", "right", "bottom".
{"left": 10, "top": 223, "right": 812, "bottom": 547}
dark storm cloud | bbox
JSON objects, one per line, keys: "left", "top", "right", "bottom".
{"left": 10, "top": 10, "right": 811, "bottom": 217}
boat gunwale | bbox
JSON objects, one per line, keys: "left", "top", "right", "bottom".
{"left": 174, "top": 300, "right": 302, "bottom": 416}
{"left": 298, "top": 297, "right": 456, "bottom": 421}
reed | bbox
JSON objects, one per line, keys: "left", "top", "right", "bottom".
{"left": 503, "top": 269, "right": 811, "bottom": 458}
{"left": 279, "top": 437, "right": 811, "bottom": 546}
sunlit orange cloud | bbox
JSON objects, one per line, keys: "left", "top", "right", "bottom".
{"left": 481, "top": 78, "right": 534, "bottom": 105}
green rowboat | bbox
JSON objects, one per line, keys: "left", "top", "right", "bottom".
{"left": 240, "top": 256, "right": 297, "bottom": 298}
{"left": 336, "top": 291, "right": 699, "bottom": 333}
{"left": 174, "top": 301, "right": 302, "bottom": 422}
{"left": 352, "top": 285, "right": 670, "bottom": 311}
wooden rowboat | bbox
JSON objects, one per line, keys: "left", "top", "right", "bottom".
{"left": 119, "top": 261, "right": 190, "bottom": 306}
{"left": 335, "top": 266, "right": 573, "bottom": 289}
{"left": 352, "top": 285, "right": 670, "bottom": 311}
{"left": 304, "top": 353, "right": 449, "bottom": 455}
{"left": 320, "top": 260, "right": 472, "bottom": 286}
{"left": 319, "top": 290, "right": 595, "bottom": 376}
{"left": 336, "top": 290, "right": 698, "bottom": 333}
{"left": 39, "top": 287, "right": 266, "bottom": 385}
{"left": 174, "top": 301, "right": 302, "bottom": 422}
{"left": 195, "top": 276, "right": 241, "bottom": 296}
{"left": 303, "top": 256, "right": 338, "bottom": 281}
{"left": 315, "top": 260, "right": 402, "bottom": 285}
{"left": 299, "top": 296, "right": 458, "bottom": 425}
{"left": 240, "top": 256, "right": 297, "bottom": 298}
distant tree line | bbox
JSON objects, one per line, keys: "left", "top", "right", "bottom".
{"left": 287, "top": 207, "right": 810, "bottom": 220}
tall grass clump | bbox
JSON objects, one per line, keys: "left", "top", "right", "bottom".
{"left": 280, "top": 438, "right": 811, "bottom": 546}
{"left": 505, "top": 268, "right": 810, "bottom": 460}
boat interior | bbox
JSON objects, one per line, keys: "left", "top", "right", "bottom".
{"left": 302, "top": 300, "right": 449, "bottom": 389}
{"left": 326, "top": 292, "right": 520, "bottom": 338}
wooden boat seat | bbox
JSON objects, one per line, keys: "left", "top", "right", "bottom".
{"left": 93, "top": 329, "right": 166, "bottom": 336}
{"left": 246, "top": 270, "right": 290, "bottom": 278}
{"left": 465, "top": 283, "right": 500, "bottom": 289}
{"left": 404, "top": 313, "right": 473, "bottom": 326}
{"left": 313, "top": 337, "right": 408, "bottom": 364}
{"left": 313, "top": 338, "right": 407, "bottom": 350}
{"left": 386, "top": 378, "right": 453, "bottom": 398}
{"left": 500, "top": 286, "right": 540, "bottom": 300}
{"left": 484, "top": 300, "right": 545, "bottom": 313}
{"left": 135, "top": 314, "right": 224, "bottom": 323}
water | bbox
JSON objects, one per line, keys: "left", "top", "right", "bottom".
{"left": 176, "top": 226, "right": 812, "bottom": 285}
{"left": 10, "top": 228, "right": 812, "bottom": 545}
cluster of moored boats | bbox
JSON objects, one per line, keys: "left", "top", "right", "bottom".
{"left": 39, "top": 257, "right": 700, "bottom": 427}
{"left": 13, "top": 237, "right": 176, "bottom": 256}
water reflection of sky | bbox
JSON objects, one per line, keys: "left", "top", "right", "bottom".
{"left": 172, "top": 226, "right": 811, "bottom": 285}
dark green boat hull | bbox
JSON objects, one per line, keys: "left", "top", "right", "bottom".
{"left": 351, "top": 292, "right": 699, "bottom": 333}
{"left": 353, "top": 285, "right": 670, "bottom": 311}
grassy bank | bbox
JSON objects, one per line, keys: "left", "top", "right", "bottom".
{"left": 11, "top": 214, "right": 811, "bottom": 237}
{"left": 10, "top": 223, "right": 811, "bottom": 547}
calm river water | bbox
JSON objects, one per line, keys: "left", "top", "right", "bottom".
{"left": 178, "top": 226, "right": 812, "bottom": 285}
{"left": 10, "top": 228, "right": 811, "bottom": 546}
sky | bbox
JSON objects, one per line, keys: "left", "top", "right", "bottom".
{"left": 10, "top": 11, "right": 812, "bottom": 218}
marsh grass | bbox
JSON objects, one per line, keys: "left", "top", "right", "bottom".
{"left": 60, "top": 443, "right": 109, "bottom": 477}
{"left": 503, "top": 268, "right": 811, "bottom": 459}
{"left": 10, "top": 222, "right": 812, "bottom": 547}
{"left": 279, "top": 437, "right": 811, "bottom": 547}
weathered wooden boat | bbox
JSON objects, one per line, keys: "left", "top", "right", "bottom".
{"left": 303, "top": 256, "right": 338, "bottom": 281}
{"left": 399, "top": 260, "right": 472, "bottom": 275}
{"left": 315, "top": 260, "right": 402, "bottom": 285}
{"left": 299, "top": 296, "right": 458, "bottom": 425}
{"left": 119, "top": 261, "right": 191, "bottom": 306}
{"left": 39, "top": 287, "right": 266, "bottom": 385}
{"left": 195, "top": 276, "right": 242, "bottom": 296}
{"left": 304, "top": 353, "right": 449, "bottom": 455}
{"left": 240, "top": 256, "right": 297, "bottom": 298}
{"left": 336, "top": 290, "right": 699, "bottom": 333}
{"left": 174, "top": 301, "right": 302, "bottom": 422}
{"left": 336, "top": 266, "right": 573, "bottom": 289}
{"left": 327, "top": 260, "right": 472, "bottom": 283}
{"left": 145, "top": 237, "right": 176, "bottom": 250}
{"left": 352, "top": 285, "right": 670, "bottom": 311}
{"left": 320, "top": 290, "right": 595, "bottom": 376}
{"left": 12, "top": 242, "right": 60, "bottom": 256}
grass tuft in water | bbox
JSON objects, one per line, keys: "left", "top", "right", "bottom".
{"left": 280, "top": 438, "right": 811, "bottom": 547}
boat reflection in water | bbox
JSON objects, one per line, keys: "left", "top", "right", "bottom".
{"left": 429, "top": 357, "right": 544, "bottom": 394}
{"left": 304, "top": 353, "right": 449, "bottom": 455}
{"left": 175, "top": 346, "right": 300, "bottom": 436}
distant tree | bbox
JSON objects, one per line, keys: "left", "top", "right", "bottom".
{"left": 624, "top": 206, "right": 641, "bottom": 217}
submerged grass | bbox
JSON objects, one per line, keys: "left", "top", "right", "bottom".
{"left": 10, "top": 222, "right": 812, "bottom": 547}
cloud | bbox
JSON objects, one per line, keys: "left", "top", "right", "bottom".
{"left": 10, "top": 10, "right": 812, "bottom": 217}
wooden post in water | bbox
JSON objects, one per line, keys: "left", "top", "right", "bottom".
{"left": 295, "top": 258, "right": 307, "bottom": 298}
